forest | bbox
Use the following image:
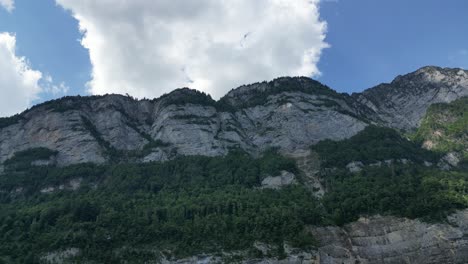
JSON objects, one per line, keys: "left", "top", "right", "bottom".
{"left": 0, "top": 126, "right": 467, "bottom": 263}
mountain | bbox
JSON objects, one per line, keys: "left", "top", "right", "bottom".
{"left": 354, "top": 66, "right": 468, "bottom": 130}
{"left": 0, "top": 77, "right": 367, "bottom": 166}
{"left": 1, "top": 66, "right": 467, "bottom": 168}
{"left": 0, "top": 66, "right": 467, "bottom": 263}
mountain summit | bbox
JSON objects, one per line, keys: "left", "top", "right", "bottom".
{"left": 354, "top": 66, "right": 468, "bottom": 129}
{"left": 0, "top": 66, "right": 467, "bottom": 166}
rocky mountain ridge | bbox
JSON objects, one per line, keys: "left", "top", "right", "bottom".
{"left": 0, "top": 66, "right": 467, "bottom": 166}
{"left": 354, "top": 66, "right": 468, "bottom": 130}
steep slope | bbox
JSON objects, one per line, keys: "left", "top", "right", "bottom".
{"left": 220, "top": 77, "right": 370, "bottom": 153}
{"left": 1, "top": 126, "right": 467, "bottom": 263}
{"left": 0, "top": 95, "right": 151, "bottom": 165}
{"left": 0, "top": 66, "right": 467, "bottom": 168}
{"left": 354, "top": 66, "right": 468, "bottom": 130}
{"left": 413, "top": 96, "right": 468, "bottom": 166}
{"left": 0, "top": 77, "right": 370, "bottom": 166}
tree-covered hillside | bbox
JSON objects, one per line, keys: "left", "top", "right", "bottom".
{"left": 0, "top": 127, "right": 467, "bottom": 263}
{"left": 312, "top": 126, "right": 467, "bottom": 224}
{"left": 0, "top": 150, "right": 323, "bottom": 263}
{"left": 413, "top": 97, "right": 468, "bottom": 163}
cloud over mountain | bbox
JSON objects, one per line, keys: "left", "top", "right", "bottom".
{"left": 56, "top": 0, "right": 328, "bottom": 99}
{"left": 0, "top": 32, "right": 42, "bottom": 116}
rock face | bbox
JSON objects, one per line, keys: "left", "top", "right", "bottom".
{"left": 354, "top": 66, "right": 468, "bottom": 130}
{"left": 260, "top": 170, "right": 297, "bottom": 189}
{"left": 438, "top": 152, "right": 462, "bottom": 170}
{"left": 310, "top": 209, "right": 468, "bottom": 264}
{"left": 0, "top": 78, "right": 369, "bottom": 166}
{"left": 1, "top": 66, "right": 467, "bottom": 166}
{"left": 346, "top": 161, "right": 364, "bottom": 173}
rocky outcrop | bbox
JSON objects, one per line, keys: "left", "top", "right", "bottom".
{"left": 354, "top": 66, "right": 468, "bottom": 130}
{"left": 438, "top": 152, "right": 462, "bottom": 170}
{"left": 0, "top": 78, "right": 369, "bottom": 166}
{"left": 1, "top": 66, "right": 467, "bottom": 166}
{"left": 310, "top": 209, "right": 468, "bottom": 264}
{"left": 346, "top": 161, "right": 364, "bottom": 173}
{"left": 289, "top": 149, "right": 324, "bottom": 196}
{"left": 261, "top": 170, "right": 297, "bottom": 189}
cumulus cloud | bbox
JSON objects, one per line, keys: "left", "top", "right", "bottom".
{"left": 56, "top": 0, "right": 328, "bottom": 99}
{"left": 0, "top": 0, "right": 14, "bottom": 12}
{"left": 41, "top": 75, "right": 70, "bottom": 95}
{"left": 0, "top": 32, "right": 42, "bottom": 117}
{"left": 0, "top": 33, "right": 71, "bottom": 117}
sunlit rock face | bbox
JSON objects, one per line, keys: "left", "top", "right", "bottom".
{"left": 0, "top": 78, "right": 368, "bottom": 165}
{"left": 354, "top": 66, "right": 468, "bottom": 131}
{"left": 1, "top": 66, "right": 467, "bottom": 166}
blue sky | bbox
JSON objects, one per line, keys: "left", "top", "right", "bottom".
{"left": 318, "top": 0, "right": 468, "bottom": 93}
{"left": 0, "top": 0, "right": 467, "bottom": 116}
{"left": 0, "top": 0, "right": 90, "bottom": 99}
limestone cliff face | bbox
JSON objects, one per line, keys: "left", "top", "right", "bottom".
{"left": 0, "top": 66, "right": 467, "bottom": 166}
{"left": 311, "top": 209, "right": 468, "bottom": 264}
{"left": 0, "top": 95, "right": 147, "bottom": 165}
{"left": 0, "top": 78, "right": 369, "bottom": 166}
{"left": 354, "top": 66, "right": 468, "bottom": 130}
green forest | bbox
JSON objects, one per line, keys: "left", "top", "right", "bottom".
{"left": 0, "top": 127, "right": 467, "bottom": 263}
{"left": 413, "top": 97, "right": 468, "bottom": 163}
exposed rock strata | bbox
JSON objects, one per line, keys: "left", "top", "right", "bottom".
{"left": 354, "top": 66, "right": 468, "bottom": 130}
{"left": 1, "top": 66, "right": 467, "bottom": 166}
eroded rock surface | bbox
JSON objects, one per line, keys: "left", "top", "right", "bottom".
{"left": 1, "top": 67, "right": 467, "bottom": 166}
{"left": 0, "top": 78, "right": 369, "bottom": 166}
{"left": 261, "top": 170, "right": 297, "bottom": 189}
{"left": 311, "top": 209, "right": 468, "bottom": 264}
{"left": 354, "top": 66, "right": 468, "bottom": 130}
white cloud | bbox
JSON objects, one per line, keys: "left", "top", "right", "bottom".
{"left": 56, "top": 0, "right": 328, "bottom": 99}
{"left": 0, "top": 32, "right": 42, "bottom": 117}
{"left": 0, "top": 33, "right": 71, "bottom": 117}
{"left": 42, "top": 75, "right": 70, "bottom": 95}
{"left": 0, "top": 0, "right": 14, "bottom": 12}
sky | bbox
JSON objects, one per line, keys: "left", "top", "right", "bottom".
{"left": 0, "top": 0, "right": 467, "bottom": 117}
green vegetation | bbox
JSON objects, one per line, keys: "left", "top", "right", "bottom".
{"left": 81, "top": 115, "right": 173, "bottom": 162}
{"left": 322, "top": 165, "right": 467, "bottom": 225}
{"left": 0, "top": 126, "right": 466, "bottom": 263}
{"left": 312, "top": 126, "right": 467, "bottom": 224}
{"left": 81, "top": 116, "right": 113, "bottom": 153}
{"left": 413, "top": 97, "right": 468, "bottom": 162}
{"left": 158, "top": 88, "right": 219, "bottom": 108}
{"left": 219, "top": 77, "right": 342, "bottom": 109}
{"left": 0, "top": 150, "right": 320, "bottom": 263}
{"left": 4, "top": 147, "right": 58, "bottom": 171}
{"left": 0, "top": 114, "right": 24, "bottom": 129}
{"left": 312, "top": 125, "right": 440, "bottom": 167}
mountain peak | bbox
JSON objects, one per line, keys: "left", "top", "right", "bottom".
{"left": 392, "top": 66, "right": 468, "bottom": 86}
{"left": 157, "top": 87, "right": 216, "bottom": 107}
{"left": 221, "top": 76, "right": 339, "bottom": 108}
{"left": 356, "top": 66, "right": 468, "bottom": 130}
